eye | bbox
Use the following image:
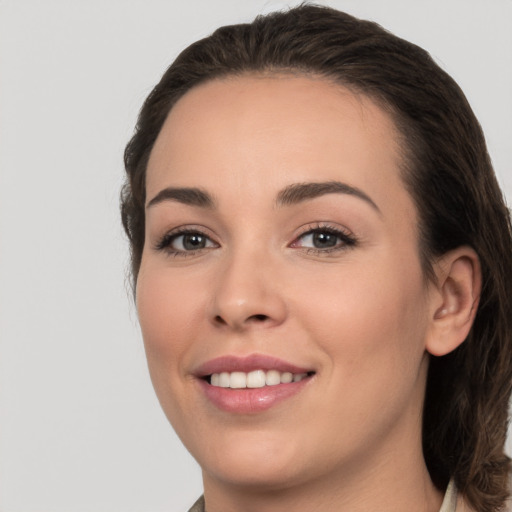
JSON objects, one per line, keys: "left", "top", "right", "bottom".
{"left": 291, "top": 225, "right": 356, "bottom": 253}
{"left": 172, "top": 232, "right": 214, "bottom": 251}
{"left": 155, "top": 229, "right": 218, "bottom": 256}
{"left": 299, "top": 231, "right": 340, "bottom": 249}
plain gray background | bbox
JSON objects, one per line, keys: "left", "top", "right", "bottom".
{"left": 1, "top": 1, "right": 511, "bottom": 511}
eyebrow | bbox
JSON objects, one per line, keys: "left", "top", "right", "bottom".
{"left": 146, "top": 187, "right": 215, "bottom": 209}
{"left": 146, "top": 180, "right": 380, "bottom": 213}
{"left": 276, "top": 181, "right": 380, "bottom": 213}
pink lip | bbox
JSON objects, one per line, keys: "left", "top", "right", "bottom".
{"left": 194, "top": 354, "right": 314, "bottom": 414}
{"left": 194, "top": 353, "right": 311, "bottom": 377}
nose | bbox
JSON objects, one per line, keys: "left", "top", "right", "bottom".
{"left": 209, "top": 249, "right": 287, "bottom": 331}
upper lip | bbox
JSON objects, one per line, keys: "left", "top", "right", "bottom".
{"left": 194, "top": 353, "right": 314, "bottom": 377}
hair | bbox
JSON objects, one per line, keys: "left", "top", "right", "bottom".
{"left": 121, "top": 4, "right": 512, "bottom": 510}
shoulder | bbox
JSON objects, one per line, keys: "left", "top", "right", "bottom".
{"left": 187, "top": 495, "right": 205, "bottom": 512}
{"left": 457, "top": 493, "right": 512, "bottom": 512}
{"left": 448, "top": 477, "right": 512, "bottom": 512}
{"left": 502, "top": 494, "right": 512, "bottom": 512}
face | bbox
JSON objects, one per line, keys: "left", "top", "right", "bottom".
{"left": 137, "top": 75, "right": 434, "bottom": 492}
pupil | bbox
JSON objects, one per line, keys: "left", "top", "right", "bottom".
{"left": 183, "top": 234, "right": 205, "bottom": 250}
{"left": 313, "top": 231, "right": 337, "bottom": 248}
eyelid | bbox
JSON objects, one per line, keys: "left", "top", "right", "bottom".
{"left": 152, "top": 221, "right": 356, "bottom": 258}
{"left": 292, "top": 222, "right": 354, "bottom": 241}
{"left": 153, "top": 224, "right": 220, "bottom": 255}
{"left": 289, "top": 222, "right": 357, "bottom": 252}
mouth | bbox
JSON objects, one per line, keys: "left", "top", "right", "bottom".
{"left": 194, "top": 354, "right": 316, "bottom": 413}
{"left": 204, "top": 369, "right": 315, "bottom": 388}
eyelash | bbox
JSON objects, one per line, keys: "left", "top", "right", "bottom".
{"left": 154, "top": 223, "right": 357, "bottom": 258}
{"left": 154, "top": 227, "right": 218, "bottom": 257}
{"left": 290, "top": 223, "right": 357, "bottom": 255}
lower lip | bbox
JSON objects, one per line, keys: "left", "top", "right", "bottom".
{"left": 197, "top": 378, "right": 311, "bottom": 414}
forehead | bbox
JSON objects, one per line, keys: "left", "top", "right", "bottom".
{"left": 146, "top": 74, "right": 410, "bottom": 218}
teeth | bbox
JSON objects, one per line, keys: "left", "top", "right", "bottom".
{"left": 230, "top": 372, "right": 247, "bottom": 389}
{"left": 265, "top": 370, "right": 281, "bottom": 386}
{"left": 209, "top": 369, "right": 310, "bottom": 389}
{"left": 219, "top": 372, "right": 230, "bottom": 388}
{"left": 246, "top": 370, "right": 266, "bottom": 388}
{"left": 280, "top": 372, "right": 293, "bottom": 384}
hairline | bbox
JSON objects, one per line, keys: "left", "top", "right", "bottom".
{"left": 139, "top": 67, "right": 434, "bottom": 284}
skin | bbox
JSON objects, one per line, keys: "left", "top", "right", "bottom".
{"left": 137, "top": 75, "right": 479, "bottom": 512}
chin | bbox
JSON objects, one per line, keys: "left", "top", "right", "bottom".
{"left": 203, "top": 459, "right": 304, "bottom": 492}
{"left": 193, "top": 429, "right": 309, "bottom": 490}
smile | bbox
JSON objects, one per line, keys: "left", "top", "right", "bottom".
{"left": 195, "top": 354, "right": 315, "bottom": 413}
{"left": 208, "top": 370, "right": 310, "bottom": 388}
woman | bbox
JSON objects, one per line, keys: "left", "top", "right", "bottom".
{"left": 121, "top": 5, "right": 512, "bottom": 511}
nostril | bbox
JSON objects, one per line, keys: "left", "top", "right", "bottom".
{"left": 212, "top": 313, "right": 272, "bottom": 328}
{"left": 249, "top": 314, "right": 269, "bottom": 322}
{"left": 214, "top": 315, "right": 227, "bottom": 325}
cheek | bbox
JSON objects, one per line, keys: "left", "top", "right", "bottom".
{"left": 290, "top": 262, "right": 429, "bottom": 451}
{"left": 136, "top": 262, "right": 210, "bottom": 434}
{"left": 293, "top": 256, "right": 429, "bottom": 383}
{"left": 136, "top": 263, "right": 203, "bottom": 373}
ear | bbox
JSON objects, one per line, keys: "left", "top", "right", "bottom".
{"left": 425, "top": 246, "right": 481, "bottom": 357}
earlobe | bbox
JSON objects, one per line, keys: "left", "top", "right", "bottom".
{"left": 426, "top": 247, "right": 481, "bottom": 357}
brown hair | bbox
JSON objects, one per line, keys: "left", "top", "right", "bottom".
{"left": 121, "top": 5, "right": 512, "bottom": 510}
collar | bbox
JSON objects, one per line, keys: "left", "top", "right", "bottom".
{"left": 188, "top": 480, "right": 459, "bottom": 512}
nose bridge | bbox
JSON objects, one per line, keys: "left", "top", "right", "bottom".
{"left": 210, "top": 242, "right": 286, "bottom": 330}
